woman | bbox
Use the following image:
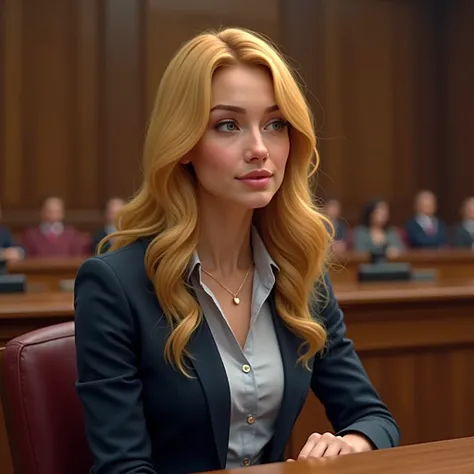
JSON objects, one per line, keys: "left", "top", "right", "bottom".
{"left": 74, "top": 28, "right": 399, "bottom": 474}
{"left": 353, "top": 199, "right": 405, "bottom": 257}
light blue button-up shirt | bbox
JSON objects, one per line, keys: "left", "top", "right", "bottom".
{"left": 188, "top": 228, "right": 285, "bottom": 468}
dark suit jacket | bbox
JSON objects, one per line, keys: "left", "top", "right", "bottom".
{"left": 333, "top": 219, "right": 347, "bottom": 242}
{"left": 74, "top": 239, "right": 399, "bottom": 474}
{"left": 452, "top": 224, "right": 474, "bottom": 248}
{"left": 0, "top": 226, "right": 14, "bottom": 249}
{"left": 324, "top": 219, "right": 347, "bottom": 242}
{"left": 22, "top": 226, "right": 87, "bottom": 257}
{"left": 404, "top": 217, "right": 447, "bottom": 248}
{"left": 91, "top": 229, "right": 109, "bottom": 254}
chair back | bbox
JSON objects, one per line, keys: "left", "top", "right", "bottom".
{"left": 1, "top": 322, "right": 92, "bottom": 474}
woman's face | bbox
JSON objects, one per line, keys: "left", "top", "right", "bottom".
{"left": 186, "top": 64, "right": 291, "bottom": 211}
{"left": 371, "top": 202, "right": 389, "bottom": 227}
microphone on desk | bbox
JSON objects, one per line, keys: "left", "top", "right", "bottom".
{"left": 359, "top": 245, "right": 412, "bottom": 282}
{"left": 369, "top": 244, "right": 389, "bottom": 265}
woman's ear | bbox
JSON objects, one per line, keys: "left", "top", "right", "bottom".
{"left": 180, "top": 151, "right": 192, "bottom": 165}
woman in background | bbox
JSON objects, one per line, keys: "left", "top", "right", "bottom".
{"left": 354, "top": 199, "right": 405, "bottom": 256}
{"left": 74, "top": 28, "right": 399, "bottom": 474}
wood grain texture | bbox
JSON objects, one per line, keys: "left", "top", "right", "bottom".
{"left": 0, "top": 0, "right": 472, "bottom": 231}
{"left": 211, "top": 437, "right": 474, "bottom": 473}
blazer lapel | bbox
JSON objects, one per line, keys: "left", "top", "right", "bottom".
{"left": 187, "top": 315, "right": 231, "bottom": 469}
{"left": 265, "top": 293, "right": 312, "bottom": 462}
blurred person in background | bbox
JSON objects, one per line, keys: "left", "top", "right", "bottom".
{"left": 324, "top": 197, "right": 347, "bottom": 252}
{"left": 22, "top": 196, "right": 85, "bottom": 257}
{"left": 353, "top": 199, "right": 405, "bottom": 257}
{"left": 452, "top": 197, "right": 474, "bottom": 249}
{"left": 0, "top": 203, "right": 23, "bottom": 262}
{"left": 91, "top": 197, "right": 125, "bottom": 254}
{"left": 405, "top": 190, "right": 447, "bottom": 248}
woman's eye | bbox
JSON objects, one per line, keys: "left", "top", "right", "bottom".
{"left": 265, "top": 119, "right": 288, "bottom": 132}
{"left": 215, "top": 120, "right": 239, "bottom": 132}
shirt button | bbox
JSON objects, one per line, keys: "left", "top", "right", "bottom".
{"left": 242, "top": 458, "right": 250, "bottom": 467}
{"left": 247, "top": 415, "right": 255, "bottom": 425}
{"left": 242, "top": 364, "right": 251, "bottom": 373}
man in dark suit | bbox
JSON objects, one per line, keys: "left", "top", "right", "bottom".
{"left": 324, "top": 198, "right": 348, "bottom": 252}
{"left": 91, "top": 197, "right": 125, "bottom": 254}
{"left": 453, "top": 197, "right": 474, "bottom": 249}
{"left": 22, "top": 196, "right": 86, "bottom": 257}
{"left": 405, "top": 190, "right": 447, "bottom": 248}
{"left": 0, "top": 203, "right": 23, "bottom": 262}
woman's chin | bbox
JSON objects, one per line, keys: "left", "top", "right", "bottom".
{"left": 240, "top": 192, "right": 275, "bottom": 210}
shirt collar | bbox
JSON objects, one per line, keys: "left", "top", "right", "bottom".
{"left": 463, "top": 220, "right": 474, "bottom": 232}
{"left": 41, "top": 222, "right": 64, "bottom": 234}
{"left": 186, "top": 226, "right": 279, "bottom": 286}
{"left": 105, "top": 224, "right": 116, "bottom": 235}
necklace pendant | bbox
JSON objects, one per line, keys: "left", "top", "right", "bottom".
{"left": 233, "top": 297, "right": 240, "bottom": 305}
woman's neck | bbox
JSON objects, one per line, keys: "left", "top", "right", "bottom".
{"left": 196, "top": 199, "right": 254, "bottom": 276}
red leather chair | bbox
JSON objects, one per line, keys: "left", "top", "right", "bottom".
{"left": 1, "top": 322, "right": 93, "bottom": 474}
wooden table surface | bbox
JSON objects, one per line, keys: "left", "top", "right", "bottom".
{"left": 6, "top": 249, "right": 474, "bottom": 290}
{"left": 208, "top": 437, "right": 474, "bottom": 473}
{"left": 0, "top": 291, "right": 74, "bottom": 318}
{"left": 1, "top": 277, "right": 473, "bottom": 319}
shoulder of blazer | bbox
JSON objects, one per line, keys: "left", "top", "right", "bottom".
{"left": 90, "top": 239, "right": 151, "bottom": 288}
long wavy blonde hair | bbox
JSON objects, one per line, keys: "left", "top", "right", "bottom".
{"left": 101, "top": 27, "right": 333, "bottom": 375}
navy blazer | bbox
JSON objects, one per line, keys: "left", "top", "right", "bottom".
{"left": 74, "top": 239, "right": 399, "bottom": 474}
{"left": 405, "top": 217, "right": 447, "bottom": 248}
{"left": 0, "top": 225, "right": 14, "bottom": 249}
{"left": 91, "top": 229, "right": 110, "bottom": 254}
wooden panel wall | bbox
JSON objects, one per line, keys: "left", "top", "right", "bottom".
{"left": 0, "top": 0, "right": 472, "bottom": 232}
{"left": 441, "top": 0, "right": 474, "bottom": 219}
{"left": 309, "top": 0, "right": 442, "bottom": 225}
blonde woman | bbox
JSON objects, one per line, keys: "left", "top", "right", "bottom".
{"left": 74, "top": 27, "right": 399, "bottom": 474}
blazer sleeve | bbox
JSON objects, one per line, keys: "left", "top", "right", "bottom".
{"left": 310, "top": 276, "right": 400, "bottom": 449}
{"left": 74, "top": 257, "right": 156, "bottom": 474}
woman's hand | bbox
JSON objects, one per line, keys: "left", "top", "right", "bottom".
{"left": 288, "top": 432, "right": 373, "bottom": 461}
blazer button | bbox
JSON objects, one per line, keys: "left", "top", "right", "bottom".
{"left": 242, "top": 458, "right": 250, "bottom": 466}
{"left": 247, "top": 415, "right": 255, "bottom": 425}
{"left": 242, "top": 364, "right": 251, "bottom": 373}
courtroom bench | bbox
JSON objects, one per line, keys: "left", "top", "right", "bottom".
{"left": 7, "top": 249, "right": 474, "bottom": 291}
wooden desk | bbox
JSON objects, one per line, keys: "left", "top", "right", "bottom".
{"left": 6, "top": 249, "right": 474, "bottom": 292}
{"left": 291, "top": 279, "right": 474, "bottom": 458}
{"left": 1, "top": 281, "right": 474, "bottom": 473}
{"left": 0, "top": 292, "right": 73, "bottom": 346}
{"left": 330, "top": 249, "right": 474, "bottom": 283}
{"left": 209, "top": 437, "right": 474, "bottom": 473}
{"left": 7, "top": 257, "right": 84, "bottom": 291}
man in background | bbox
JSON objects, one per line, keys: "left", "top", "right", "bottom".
{"left": 91, "top": 197, "right": 125, "bottom": 254}
{"left": 0, "top": 203, "right": 23, "bottom": 262}
{"left": 22, "top": 196, "right": 85, "bottom": 257}
{"left": 324, "top": 197, "right": 348, "bottom": 252}
{"left": 453, "top": 197, "right": 474, "bottom": 249}
{"left": 405, "top": 190, "right": 447, "bottom": 248}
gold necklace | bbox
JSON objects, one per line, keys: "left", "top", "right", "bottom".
{"left": 201, "top": 265, "right": 253, "bottom": 305}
